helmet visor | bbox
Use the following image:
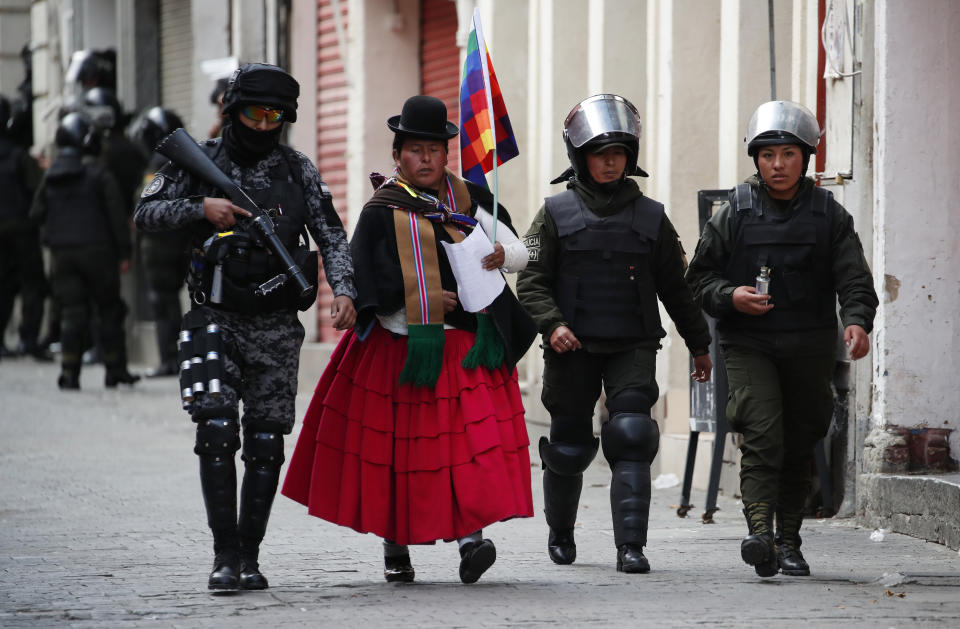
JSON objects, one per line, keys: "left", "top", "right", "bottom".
{"left": 564, "top": 94, "right": 641, "bottom": 148}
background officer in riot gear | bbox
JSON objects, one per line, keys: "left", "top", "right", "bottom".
{"left": 29, "top": 112, "right": 138, "bottom": 389}
{"left": 518, "top": 94, "right": 712, "bottom": 574}
{"left": 0, "top": 94, "right": 48, "bottom": 360}
{"left": 135, "top": 63, "right": 356, "bottom": 592}
{"left": 686, "top": 100, "right": 878, "bottom": 578}
{"left": 84, "top": 86, "right": 147, "bottom": 211}
{"left": 129, "top": 106, "right": 189, "bottom": 377}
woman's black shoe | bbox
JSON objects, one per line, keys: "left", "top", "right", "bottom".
{"left": 239, "top": 560, "right": 269, "bottom": 589}
{"left": 384, "top": 554, "right": 415, "bottom": 583}
{"left": 459, "top": 539, "right": 496, "bottom": 584}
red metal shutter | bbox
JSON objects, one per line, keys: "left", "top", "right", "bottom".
{"left": 315, "top": 0, "right": 349, "bottom": 341}
{"left": 420, "top": 0, "right": 461, "bottom": 174}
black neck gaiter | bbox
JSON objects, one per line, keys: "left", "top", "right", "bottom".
{"left": 223, "top": 118, "right": 282, "bottom": 166}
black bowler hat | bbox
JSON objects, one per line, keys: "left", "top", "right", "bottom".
{"left": 387, "top": 95, "right": 459, "bottom": 140}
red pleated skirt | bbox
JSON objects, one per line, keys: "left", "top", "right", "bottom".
{"left": 282, "top": 323, "right": 533, "bottom": 545}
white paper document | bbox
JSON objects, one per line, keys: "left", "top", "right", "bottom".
{"left": 441, "top": 227, "right": 505, "bottom": 313}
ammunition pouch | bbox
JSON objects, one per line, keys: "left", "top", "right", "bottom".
{"left": 192, "top": 216, "right": 318, "bottom": 314}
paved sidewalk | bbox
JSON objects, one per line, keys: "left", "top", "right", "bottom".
{"left": 1, "top": 358, "right": 959, "bottom": 628}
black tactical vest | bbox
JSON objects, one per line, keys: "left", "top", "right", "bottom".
{"left": 188, "top": 142, "right": 318, "bottom": 313}
{"left": 0, "top": 140, "right": 28, "bottom": 220}
{"left": 42, "top": 160, "right": 113, "bottom": 249}
{"left": 722, "top": 182, "right": 837, "bottom": 333}
{"left": 546, "top": 189, "right": 665, "bottom": 340}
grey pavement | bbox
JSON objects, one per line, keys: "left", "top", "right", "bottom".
{"left": 2, "top": 357, "right": 959, "bottom": 628}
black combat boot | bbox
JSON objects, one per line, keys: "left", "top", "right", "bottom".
{"left": 237, "top": 431, "right": 284, "bottom": 590}
{"left": 57, "top": 364, "right": 81, "bottom": 390}
{"left": 208, "top": 528, "right": 241, "bottom": 591}
{"left": 543, "top": 468, "right": 582, "bottom": 565}
{"left": 775, "top": 510, "right": 810, "bottom": 576}
{"left": 197, "top": 420, "right": 241, "bottom": 591}
{"left": 616, "top": 544, "right": 650, "bottom": 573}
{"left": 105, "top": 364, "right": 141, "bottom": 387}
{"left": 610, "top": 460, "right": 652, "bottom": 574}
{"left": 741, "top": 502, "right": 778, "bottom": 577}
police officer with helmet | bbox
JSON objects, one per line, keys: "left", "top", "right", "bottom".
{"left": 686, "top": 100, "right": 878, "bottom": 578}
{"left": 29, "top": 111, "right": 138, "bottom": 389}
{"left": 518, "top": 94, "right": 712, "bottom": 573}
{"left": 134, "top": 63, "right": 356, "bottom": 591}
{"left": 129, "top": 106, "right": 190, "bottom": 377}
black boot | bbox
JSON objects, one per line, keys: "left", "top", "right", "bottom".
{"left": 459, "top": 539, "right": 496, "bottom": 584}
{"left": 208, "top": 529, "right": 241, "bottom": 591}
{"left": 776, "top": 510, "right": 810, "bottom": 576}
{"left": 741, "top": 502, "right": 778, "bottom": 577}
{"left": 105, "top": 364, "right": 140, "bottom": 387}
{"left": 543, "top": 468, "right": 582, "bottom": 565}
{"left": 540, "top": 436, "right": 599, "bottom": 566}
{"left": 237, "top": 431, "right": 284, "bottom": 590}
{"left": 609, "top": 460, "right": 653, "bottom": 574}
{"left": 197, "top": 418, "right": 241, "bottom": 590}
{"left": 616, "top": 544, "right": 650, "bottom": 573}
{"left": 383, "top": 541, "right": 415, "bottom": 583}
{"left": 57, "top": 364, "right": 81, "bottom": 390}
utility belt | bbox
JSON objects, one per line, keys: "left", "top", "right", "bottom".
{"left": 178, "top": 310, "right": 225, "bottom": 412}
{"left": 190, "top": 220, "right": 318, "bottom": 314}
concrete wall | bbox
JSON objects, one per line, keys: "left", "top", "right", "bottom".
{"left": 870, "top": 0, "right": 960, "bottom": 452}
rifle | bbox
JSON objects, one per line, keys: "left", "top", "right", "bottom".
{"left": 155, "top": 127, "right": 313, "bottom": 299}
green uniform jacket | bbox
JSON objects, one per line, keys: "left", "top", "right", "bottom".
{"left": 518, "top": 178, "right": 711, "bottom": 355}
{"left": 685, "top": 176, "right": 878, "bottom": 356}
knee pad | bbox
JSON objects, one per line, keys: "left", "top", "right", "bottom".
{"left": 539, "top": 436, "right": 600, "bottom": 476}
{"left": 601, "top": 413, "right": 660, "bottom": 464}
{"left": 605, "top": 388, "right": 653, "bottom": 416}
{"left": 242, "top": 431, "right": 285, "bottom": 467}
{"left": 195, "top": 417, "right": 240, "bottom": 456}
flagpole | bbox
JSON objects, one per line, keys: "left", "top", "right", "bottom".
{"left": 474, "top": 8, "right": 498, "bottom": 243}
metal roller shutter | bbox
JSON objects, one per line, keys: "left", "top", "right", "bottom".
{"left": 159, "top": 0, "right": 194, "bottom": 131}
{"left": 420, "top": 0, "right": 460, "bottom": 173}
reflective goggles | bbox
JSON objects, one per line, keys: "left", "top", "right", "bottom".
{"left": 240, "top": 105, "right": 286, "bottom": 123}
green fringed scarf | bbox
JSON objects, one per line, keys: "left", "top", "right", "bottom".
{"left": 385, "top": 172, "right": 506, "bottom": 387}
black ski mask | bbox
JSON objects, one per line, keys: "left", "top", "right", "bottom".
{"left": 223, "top": 114, "right": 282, "bottom": 166}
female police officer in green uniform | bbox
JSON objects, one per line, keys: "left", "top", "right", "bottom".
{"left": 518, "top": 94, "right": 712, "bottom": 574}
{"left": 686, "top": 100, "right": 878, "bottom": 577}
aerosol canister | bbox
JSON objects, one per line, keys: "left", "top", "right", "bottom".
{"left": 178, "top": 330, "right": 194, "bottom": 402}
{"left": 755, "top": 266, "right": 771, "bottom": 303}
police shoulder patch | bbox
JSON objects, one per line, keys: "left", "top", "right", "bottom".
{"left": 140, "top": 173, "right": 165, "bottom": 198}
{"left": 524, "top": 234, "right": 541, "bottom": 261}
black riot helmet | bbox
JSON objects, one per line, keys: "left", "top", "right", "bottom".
{"left": 83, "top": 87, "right": 122, "bottom": 130}
{"left": 221, "top": 63, "right": 299, "bottom": 123}
{"left": 55, "top": 111, "right": 97, "bottom": 154}
{"left": 553, "top": 94, "right": 648, "bottom": 185}
{"left": 130, "top": 106, "right": 184, "bottom": 155}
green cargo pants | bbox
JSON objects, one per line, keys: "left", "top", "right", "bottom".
{"left": 723, "top": 344, "right": 835, "bottom": 510}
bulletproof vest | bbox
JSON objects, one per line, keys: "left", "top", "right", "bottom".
{"left": 546, "top": 189, "right": 665, "bottom": 340}
{"left": 722, "top": 182, "right": 837, "bottom": 333}
{"left": 188, "top": 142, "right": 317, "bottom": 314}
{"left": 0, "top": 140, "right": 28, "bottom": 220}
{"left": 42, "top": 158, "right": 113, "bottom": 248}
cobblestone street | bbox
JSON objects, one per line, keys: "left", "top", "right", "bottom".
{"left": 2, "top": 358, "right": 959, "bottom": 628}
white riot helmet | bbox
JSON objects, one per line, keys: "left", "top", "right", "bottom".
{"left": 745, "top": 100, "right": 820, "bottom": 155}
{"left": 554, "top": 94, "right": 648, "bottom": 184}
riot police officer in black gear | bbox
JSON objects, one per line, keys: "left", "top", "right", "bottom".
{"left": 84, "top": 87, "right": 147, "bottom": 211}
{"left": 29, "top": 112, "right": 138, "bottom": 389}
{"left": 135, "top": 63, "right": 356, "bottom": 591}
{"left": 129, "top": 106, "right": 189, "bottom": 377}
{"left": 519, "top": 94, "right": 712, "bottom": 573}
{"left": 0, "top": 95, "right": 48, "bottom": 360}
